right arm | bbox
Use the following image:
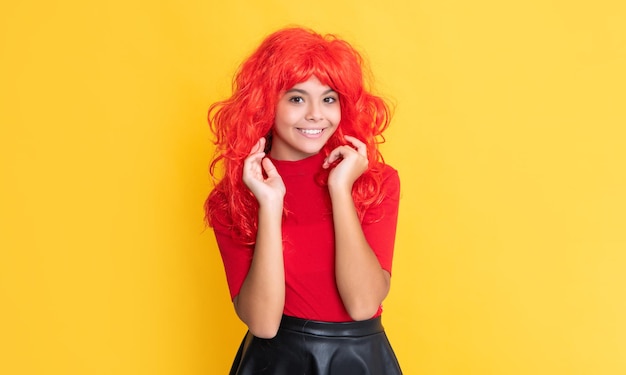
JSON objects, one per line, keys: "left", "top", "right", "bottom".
{"left": 234, "top": 137, "right": 286, "bottom": 338}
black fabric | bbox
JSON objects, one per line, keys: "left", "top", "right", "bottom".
{"left": 229, "top": 315, "right": 402, "bottom": 375}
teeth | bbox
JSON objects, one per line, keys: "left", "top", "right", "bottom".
{"left": 299, "top": 128, "right": 323, "bottom": 135}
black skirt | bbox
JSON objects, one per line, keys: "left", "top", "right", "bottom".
{"left": 229, "top": 315, "right": 402, "bottom": 374}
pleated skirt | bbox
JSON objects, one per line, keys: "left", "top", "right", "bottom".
{"left": 229, "top": 315, "right": 402, "bottom": 375}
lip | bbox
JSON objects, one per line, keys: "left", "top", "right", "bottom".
{"left": 296, "top": 127, "right": 325, "bottom": 138}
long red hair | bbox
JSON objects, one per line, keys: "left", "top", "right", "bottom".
{"left": 205, "top": 27, "right": 392, "bottom": 245}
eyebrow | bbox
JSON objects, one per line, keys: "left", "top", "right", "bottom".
{"left": 285, "top": 88, "right": 337, "bottom": 95}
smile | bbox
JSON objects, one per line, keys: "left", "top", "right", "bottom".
{"left": 297, "top": 128, "right": 324, "bottom": 135}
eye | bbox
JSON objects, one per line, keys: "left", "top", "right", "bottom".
{"left": 289, "top": 96, "right": 304, "bottom": 103}
{"left": 323, "top": 96, "right": 338, "bottom": 104}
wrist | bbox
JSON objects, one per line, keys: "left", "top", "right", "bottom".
{"left": 328, "top": 184, "right": 353, "bottom": 200}
{"left": 258, "top": 199, "right": 284, "bottom": 216}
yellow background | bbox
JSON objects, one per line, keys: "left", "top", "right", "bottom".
{"left": 1, "top": 0, "right": 625, "bottom": 374}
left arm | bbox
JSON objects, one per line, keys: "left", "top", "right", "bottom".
{"left": 325, "top": 135, "right": 392, "bottom": 321}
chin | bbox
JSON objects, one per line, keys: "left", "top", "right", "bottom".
{"left": 301, "top": 146, "right": 324, "bottom": 156}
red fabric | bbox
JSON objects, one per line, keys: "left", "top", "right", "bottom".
{"left": 211, "top": 152, "right": 400, "bottom": 322}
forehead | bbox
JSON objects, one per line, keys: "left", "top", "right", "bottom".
{"left": 284, "top": 76, "right": 335, "bottom": 92}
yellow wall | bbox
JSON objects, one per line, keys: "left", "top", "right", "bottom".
{"left": 1, "top": 1, "right": 624, "bottom": 374}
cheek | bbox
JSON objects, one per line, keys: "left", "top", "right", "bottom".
{"left": 275, "top": 106, "right": 301, "bottom": 126}
{"left": 332, "top": 107, "right": 342, "bottom": 124}
{"left": 273, "top": 111, "right": 287, "bottom": 128}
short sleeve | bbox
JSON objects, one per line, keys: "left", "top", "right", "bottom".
{"left": 362, "top": 166, "right": 400, "bottom": 275}
{"left": 210, "top": 200, "right": 253, "bottom": 300}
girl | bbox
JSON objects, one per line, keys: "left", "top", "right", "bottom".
{"left": 206, "top": 27, "right": 402, "bottom": 374}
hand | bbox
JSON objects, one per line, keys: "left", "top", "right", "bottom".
{"left": 242, "top": 138, "right": 286, "bottom": 206}
{"left": 323, "top": 135, "right": 368, "bottom": 192}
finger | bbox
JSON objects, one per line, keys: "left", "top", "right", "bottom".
{"left": 343, "top": 135, "right": 367, "bottom": 156}
{"left": 249, "top": 137, "right": 265, "bottom": 155}
{"left": 243, "top": 151, "right": 266, "bottom": 175}
{"left": 323, "top": 146, "right": 353, "bottom": 168}
{"left": 324, "top": 148, "right": 342, "bottom": 166}
{"left": 245, "top": 149, "right": 266, "bottom": 163}
{"left": 245, "top": 138, "right": 266, "bottom": 168}
{"left": 261, "top": 157, "right": 280, "bottom": 178}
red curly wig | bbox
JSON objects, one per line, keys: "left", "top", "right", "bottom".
{"left": 205, "top": 27, "right": 392, "bottom": 245}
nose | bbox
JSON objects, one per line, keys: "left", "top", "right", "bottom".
{"left": 306, "top": 102, "right": 323, "bottom": 122}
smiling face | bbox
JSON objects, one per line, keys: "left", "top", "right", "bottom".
{"left": 269, "top": 76, "right": 341, "bottom": 161}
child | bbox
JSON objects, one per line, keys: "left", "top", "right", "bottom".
{"left": 206, "top": 26, "right": 402, "bottom": 374}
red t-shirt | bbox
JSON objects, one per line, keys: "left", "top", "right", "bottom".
{"left": 210, "top": 152, "right": 400, "bottom": 322}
